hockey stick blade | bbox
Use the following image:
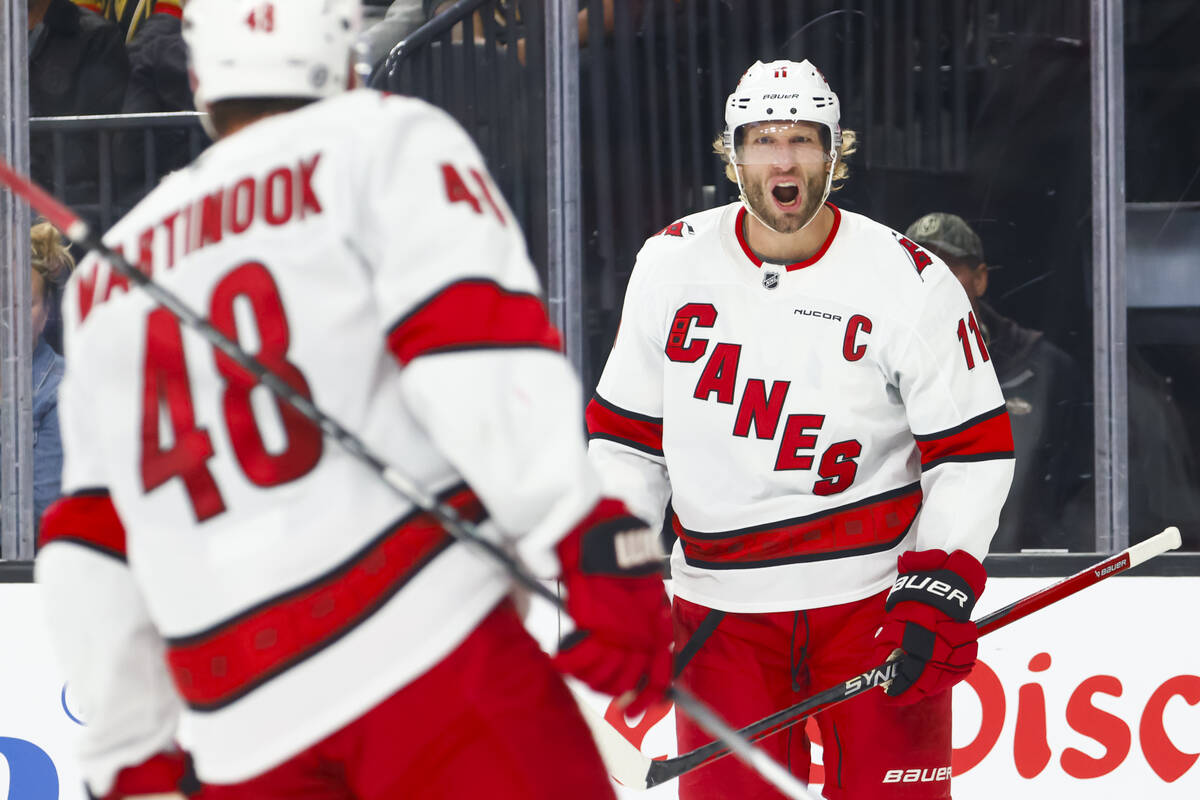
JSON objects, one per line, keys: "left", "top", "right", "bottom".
{"left": 632, "top": 527, "right": 1182, "bottom": 788}
{"left": 574, "top": 688, "right": 819, "bottom": 799}
{"left": 0, "top": 156, "right": 818, "bottom": 800}
{"left": 574, "top": 698, "right": 656, "bottom": 789}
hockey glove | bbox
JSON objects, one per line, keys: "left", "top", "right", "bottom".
{"left": 872, "top": 549, "right": 986, "bottom": 704}
{"left": 91, "top": 749, "right": 202, "bottom": 800}
{"left": 552, "top": 499, "right": 673, "bottom": 717}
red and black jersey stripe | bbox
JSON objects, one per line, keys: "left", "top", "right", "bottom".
{"left": 585, "top": 394, "right": 664, "bottom": 457}
{"left": 675, "top": 482, "right": 922, "bottom": 569}
{"left": 39, "top": 489, "right": 127, "bottom": 562}
{"left": 386, "top": 278, "right": 561, "bottom": 365}
{"left": 914, "top": 405, "right": 1015, "bottom": 472}
{"left": 165, "top": 485, "right": 485, "bottom": 711}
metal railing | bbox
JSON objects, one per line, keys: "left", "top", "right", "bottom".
{"left": 30, "top": 111, "right": 209, "bottom": 232}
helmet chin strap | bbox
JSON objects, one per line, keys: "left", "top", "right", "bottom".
{"left": 192, "top": 86, "right": 220, "bottom": 141}
{"left": 731, "top": 155, "right": 838, "bottom": 237}
{"left": 198, "top": 110, "right": 219, "bottom": 142}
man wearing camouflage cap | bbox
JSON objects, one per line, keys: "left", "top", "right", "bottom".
{"left": 905, "top": 212, "right": 1088, "bottom": 553}
{"left": 906, "top": 212, "right": 985, "bottom": 262}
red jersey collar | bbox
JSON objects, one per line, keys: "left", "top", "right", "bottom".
{"left": 734, "top": 203, "right": 841, "bottom": 272}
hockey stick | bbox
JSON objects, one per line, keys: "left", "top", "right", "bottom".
{"left": 575, "top": 690, "right": 821, "bottom": 800}
{"left": 0, "top": 159, "right": 813, "bottom": 800}
{"left": 670, "top": 686, "right": 824, "bottom": 800}
{"left": 581, "top": 526, "right": 1183, "bottom": 790}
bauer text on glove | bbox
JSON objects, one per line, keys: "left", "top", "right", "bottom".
{"left": 872, "top": 549, "right": 986, "bottom": 704}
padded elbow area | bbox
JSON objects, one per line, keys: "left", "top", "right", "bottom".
{"left": 386, "top": 278, "right": 561, "bottom": 365}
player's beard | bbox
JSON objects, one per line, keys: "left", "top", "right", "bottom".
{"left": 743, "top": 168, "right": 828, "bottom": 234}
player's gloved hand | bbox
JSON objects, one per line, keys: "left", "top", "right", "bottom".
{"left": 872, "top": 549, "right": 986, "bottom": 704}
{"left": 94, "top": 750, "right": 202, "bottom": 800}
{"left": 552, "top": 499, "right": 673, "bottom": 716}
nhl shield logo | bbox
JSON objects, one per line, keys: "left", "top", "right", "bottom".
{"left": 762, "top": 270, "right": 780, "bottom": 290}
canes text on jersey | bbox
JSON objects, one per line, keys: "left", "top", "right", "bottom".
{"left": 76, "top": 152, "right": 325, "bottom": 324}
{"left": 665, "top": 302, "right": 870, "bottom": 494}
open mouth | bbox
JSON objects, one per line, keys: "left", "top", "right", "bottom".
{"left": 771, "top": 182, "right": 800, "bottom": 207}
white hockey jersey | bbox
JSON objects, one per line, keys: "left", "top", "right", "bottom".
{"left": 36, "top": 90, "right": 605, "bottom": 792}
{"left": 587, "top": 202, "right": 1015, "bottom": 613}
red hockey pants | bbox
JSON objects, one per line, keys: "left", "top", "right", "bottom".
{"left": 201, "top": 600, "right": 614, "bottom": 800}
{"left": 673, "top": 591, "right": 953, "bottom": 800}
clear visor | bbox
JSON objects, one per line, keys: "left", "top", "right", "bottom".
{"left": 733, "top": 122, "right": 832, "bottom": 166}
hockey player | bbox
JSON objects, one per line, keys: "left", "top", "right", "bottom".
{"left": 35, "top": 1, "right": 672, "bottom": 798}
{"left": 587, "top": 60, "right": 1014, "bottom": 799}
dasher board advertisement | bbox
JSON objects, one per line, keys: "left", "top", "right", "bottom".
{"left": 0, "top": 578, "right": 1196, "bottom": 798}
{"left": 547, "top": 577, "right": 1200, "bottom": 799}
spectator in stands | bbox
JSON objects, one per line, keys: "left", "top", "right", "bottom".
{"left": 1124, "top": 353, "right": 1200, "bottom": 550}
{"left": 29, "top": 0, "right": 128, "bottom": 116}
{"left": 28, "top": 0, "right": 130, "bottom": 205}
{"left": 907, "top": 215, "right": 1200, "bottom": 552}
{"left": 71, "top": 0, "right": 156, "bottom": 42}
{"left": 29, "top": 222, "right": 72, "bottom": 529}
{"left": 905, "top": 212, "right": 1089, "bottom": 552}
{"left": 121, "top": 0, "right": 188, "bottom": 114}
{"left": 118, "top": 0, "right": 195, "bottom": 202}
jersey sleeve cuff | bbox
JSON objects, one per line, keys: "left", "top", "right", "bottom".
{"left": 90, "top": 749, "right": 198, "bottom": 800}
{"left": 514, "top": 472, "right": 603, "bottom": 579}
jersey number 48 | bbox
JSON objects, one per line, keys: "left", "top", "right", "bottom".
{"left": 140, "top": 261, "right": 323, "bottom": 522}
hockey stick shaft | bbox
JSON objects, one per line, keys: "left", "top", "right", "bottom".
{"left": 671, "top": 687, "right": 823, "bottom": 800}
{"left": 645, "top": 526, "right": 1183, "bottom": 787}
{"left": 975, "top": 527, "right": 1180, "bottom": 636}
{"left": 0, "top": 159, "right": 813, "bottom": 800}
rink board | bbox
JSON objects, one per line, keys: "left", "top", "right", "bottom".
{"left": 0, "top": 577, "right": 1196, "bottom": 798}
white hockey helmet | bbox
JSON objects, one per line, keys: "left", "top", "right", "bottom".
{"left": 723, "top": 60, "right": 842, "bottom": 230}
{"left": 183, "top": 0, "right": 361, "bottom": 108}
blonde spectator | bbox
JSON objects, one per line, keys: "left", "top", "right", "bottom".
{"left": 29, "top": 222, "right": 73, "bottom": 530}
